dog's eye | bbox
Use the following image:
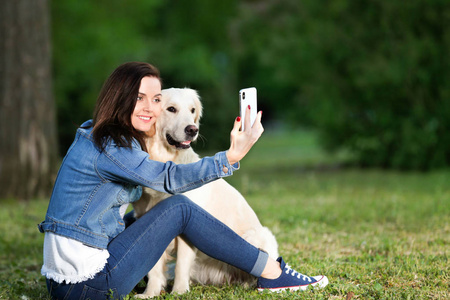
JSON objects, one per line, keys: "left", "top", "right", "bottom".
{"left": 167, "top": 106, "right": 177, "bottom": 113}
{"left": 191, "top": 108, "right": 195, "bottom": 114}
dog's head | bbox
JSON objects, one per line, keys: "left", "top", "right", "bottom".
{"left": 155, "top": 88, "right": 203, "bottom": 150}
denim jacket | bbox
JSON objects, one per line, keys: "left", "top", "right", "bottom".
{"left": 38, "top": 120, "right": 238, "bottom": 249}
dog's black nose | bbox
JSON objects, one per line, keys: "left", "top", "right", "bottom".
{"left": 185, "top": 125, "right": 199, "bottom": 137}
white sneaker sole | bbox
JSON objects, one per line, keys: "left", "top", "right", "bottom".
{"left": 257, "top": 275, "right": 329, "bottom": 293}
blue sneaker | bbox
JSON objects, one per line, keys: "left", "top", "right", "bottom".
{"left": 257, "top": 257, "right": 329, "bottom": 292}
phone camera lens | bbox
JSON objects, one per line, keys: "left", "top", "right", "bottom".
{"left": 242, "top": 92, "right": 246, "bottom": 99}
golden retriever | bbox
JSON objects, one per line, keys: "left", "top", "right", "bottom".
{"left": 132, "top": 88, "right": 278, "bottom": 298}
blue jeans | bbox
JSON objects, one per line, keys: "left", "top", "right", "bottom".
{"left": 46, "top": 195, "right": 269, "bottom": 299}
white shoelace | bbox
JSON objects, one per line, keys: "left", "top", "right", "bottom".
{"left": 285, "top": 264, "right": 312, "bottom": 282}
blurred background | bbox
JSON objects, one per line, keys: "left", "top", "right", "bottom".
{"left": 1, "top": 0, "right": 449, "bottom": 199}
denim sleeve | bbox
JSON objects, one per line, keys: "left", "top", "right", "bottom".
{"left": 96, "top": 145, "right": 239, "bottom": 194}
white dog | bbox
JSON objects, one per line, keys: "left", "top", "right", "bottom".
{"left": 132, "top": 88, "right": 278, "bottom": 298}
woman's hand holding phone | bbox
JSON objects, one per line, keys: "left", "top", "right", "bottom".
{"left": 226, "top": 105, "right": 263, "bottom": 165}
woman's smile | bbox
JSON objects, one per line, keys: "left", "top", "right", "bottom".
{"left": 137, "top": 115, "right": 152, "bottom": 122}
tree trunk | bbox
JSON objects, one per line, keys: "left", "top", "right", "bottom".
{"left": 0, "top": 0, "right": 58, "bottom": 200}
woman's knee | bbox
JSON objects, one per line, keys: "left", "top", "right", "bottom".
{"left": 165, "top": 194, "right": 192, "bottom": 205}
{"left": 151, "top": 194, "right": 195, "bottom": 213}
{"left": 138, "top": 194, "right": 198, "bottom": 224}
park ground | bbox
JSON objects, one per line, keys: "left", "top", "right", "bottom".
{"left": 1, "top": 129, "right": 448, "bottom": 299}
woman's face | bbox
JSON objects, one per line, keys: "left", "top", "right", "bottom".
{"left": 131, "top": 76, "right": 162, "bottom": 134}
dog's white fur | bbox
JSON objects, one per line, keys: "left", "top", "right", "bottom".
{"left": 132, "top": 88, "right": 278, "bottom": 298}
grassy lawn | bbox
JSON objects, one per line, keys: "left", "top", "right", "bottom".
{"left": 1, "top": 129, "right": 448, "bottom": 299}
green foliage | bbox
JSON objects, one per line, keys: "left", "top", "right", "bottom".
{"left": 308, "top": 0, "right": 449, "bottom": 170}
{"left": 52, "top": 0, "right": 449, "bottom": 168}
{"left": 233, "top": 0, "right": 449, "bottom": 169}
{"left": 1, "top": 130, "right": 449, "bottom": 299}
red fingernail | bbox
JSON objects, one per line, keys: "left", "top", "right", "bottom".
{"left": 248, "top": 105, "right": 251, "bottom": 109}
{"left": 236, "top": 116, "right": 241, "bottom": 122}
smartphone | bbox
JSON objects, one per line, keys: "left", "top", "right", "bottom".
{"left": 239, "top": 87, "right": 257, "bottom": 131}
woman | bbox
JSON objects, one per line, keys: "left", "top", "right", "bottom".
{"left": 38, "top": 62, "right": 328, "bottom": 299}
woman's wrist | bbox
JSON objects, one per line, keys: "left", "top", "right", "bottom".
{"left": 226, "top": 150, "right": 239, "bottom": 166}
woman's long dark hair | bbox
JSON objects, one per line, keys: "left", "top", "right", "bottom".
{"left": 91, "top": 62, "right": 161, "bottom": 152}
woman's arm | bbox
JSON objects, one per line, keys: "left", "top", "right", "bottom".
{"left": 97, "top": 109, "right": 263, "bottom": 194}
{"left": 97, "top": 148, "right": 236, "bottom": 194}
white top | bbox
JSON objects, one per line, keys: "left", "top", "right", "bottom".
{"left": 41, "top": 233, "right": 110, "bottom": 284}
{"left": 41, "top": 204, "right": 129, "bottom": 284}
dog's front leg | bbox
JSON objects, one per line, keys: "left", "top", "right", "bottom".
{"left": 171, "top": 236, "right": 197, "bottom": 295}
{"left": 135, "top": 251, "right": 168, "bottom": 299}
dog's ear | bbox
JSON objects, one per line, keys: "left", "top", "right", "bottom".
{"left": 195, "top": 96, "right": 203, "bottom": 124}
{"left": 188, "top": 89, "right": 202, "bottom": 124}
{"left": 161, "top": 88, "right": 173, "bottom": 109}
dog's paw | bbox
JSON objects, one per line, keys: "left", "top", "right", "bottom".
{"left": 171, "top": 282, "right": 190, "bottom": 295}
{"left": 134, "top": 292, "right": 157, "bottom": 299}
{"left": 135, "top": 289, "right": 162, "bottom": 299}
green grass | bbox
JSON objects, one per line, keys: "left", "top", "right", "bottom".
{"left": 1, "top": 129, "right": 449, "bottom": 299}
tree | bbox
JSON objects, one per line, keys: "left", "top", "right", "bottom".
{"left": 0, "top": 0, "right": 58, "bottom": 200}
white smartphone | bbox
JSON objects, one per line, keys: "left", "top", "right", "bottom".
{"left": 239, "top": 87, "right": 257, "bottom": 131}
